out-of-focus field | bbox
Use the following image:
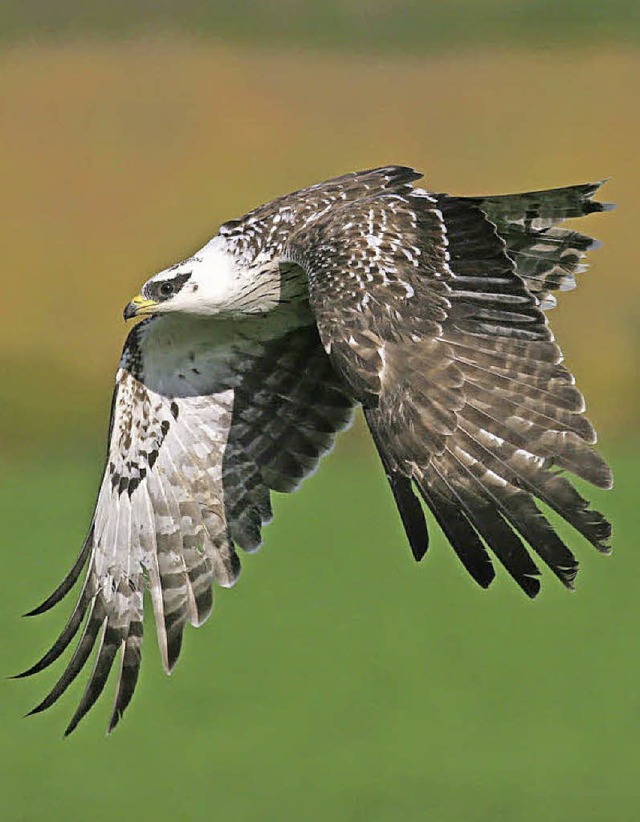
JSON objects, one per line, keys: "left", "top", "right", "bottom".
{"left": 1, "top": 34, "right": 639, "bottom": 821}
{"left": 1, "top": 40, "right": 638, "bottom": 459}
{"left": 1, "top": 0, "right": 639, "bottom": 52}
{"left": 0, "top": 446, "right": 636, "bottom": 820}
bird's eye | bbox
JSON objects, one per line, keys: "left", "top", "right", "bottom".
{"left": 159, "top": 282, "right": 174, "bottom": 298}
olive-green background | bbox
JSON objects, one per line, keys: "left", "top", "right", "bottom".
{"left": 1, "top": 4, "right": 638, "bottom": 820}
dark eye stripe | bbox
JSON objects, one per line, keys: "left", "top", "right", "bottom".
{"left": 145, "top": 271, "right": 192, "bottom": 302}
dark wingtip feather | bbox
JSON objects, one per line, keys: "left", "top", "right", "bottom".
{"left": 428, "top": 451, "right": 544, "bottom": 598}
{"left": 591, "top": 511, "right": 612, "bottom": 550}
{"left": 475, "top": 573, "right": 494, "bottom": 590}
{"left": 389, "top": 473, "right": 430, "bottom": 561}
{"left": 11, "top": 669, "right": 35, "bottom": 681}
{"left": 63, "top": 623, "right": 120, "bottom": 736}
{"left": 107, "top": 622, "right": 143, "bottom": 734}
{"left": 544, "top": 551, "right": 580, "bottom": 591}
{"left": 519, "top": 575, "right": 542, "bottom": 599}
{"left": 557, "top": 565, "right": 578, "bottom": 590}
{"left": 363, "top": 410, "right": 430, "bottom": 562}
{"left": 24, "top": 703, "right": 47, "bottom": 718}
{"left": 13, "top": 588, "right": 92, "bottom": 679}
{"left": 415, "top": 476, "right": 496, "bottom": 591}
{"left": 493, "top": 491, "right": 582, "bottom": 592}
{"left": 25, "top": 603, "right": 104, "bottom": 718}
{"left": 595, "top": 528, "right": 613, "bottom": 556}
{"left": 164, "top": 624, "right": 184, "bottom": 675}
{"left": 23, "top": 536, "right": 92, "bottom": 617}
{"left": 472, "top": 506, "right": 543, "bottom": 599}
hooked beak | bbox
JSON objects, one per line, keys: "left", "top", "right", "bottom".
{"left": 123, "top": 294, "right": 159, "bottom": 321}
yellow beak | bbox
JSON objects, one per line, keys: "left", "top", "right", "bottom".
{"left": 123, "top": 294, "right": 159, "bottom": 321}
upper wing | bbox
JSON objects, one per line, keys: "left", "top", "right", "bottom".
{"left": 19, "top": 306, "right": 354, "bottom": 734}
{"left": 288, "top": 170, "right": 612, "bottom": 596}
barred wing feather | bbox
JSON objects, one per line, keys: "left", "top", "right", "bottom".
{"left": 289, "top": 170, "right": 612, "bottom": 599}
{"left": 18, "top": 308, "right": 354, "bottom": 734}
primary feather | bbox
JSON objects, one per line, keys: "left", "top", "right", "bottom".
{"left": 19, "top": 165, "right": 613, "bottom": 733}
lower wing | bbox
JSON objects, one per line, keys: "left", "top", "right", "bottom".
{"left": 18, "top": 307, "right": 354, "bottom": 734}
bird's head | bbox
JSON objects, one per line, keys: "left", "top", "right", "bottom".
{"left": 123, "top": 241, "right": 241, "bottom": 320}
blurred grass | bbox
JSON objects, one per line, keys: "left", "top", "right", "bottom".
{"left": 2, "top": 0, "right": 640, "bottom": 53}
{"left": 1, "top": 441, "right": 636, "bottom": 820}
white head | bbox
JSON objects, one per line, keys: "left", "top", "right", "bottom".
{"left": 123, "top": 238, "right": 248, "bottom": 320}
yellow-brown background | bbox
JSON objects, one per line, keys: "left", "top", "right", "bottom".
{"left": 2, "top": 40, "right": 638, "bottom": 454}
{"left": 1, "top": 15, "right": 639, "bottom": 822}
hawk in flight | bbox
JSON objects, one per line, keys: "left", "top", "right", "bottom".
{"left": 19, "top": 166, "right": 613, "bottom": 734}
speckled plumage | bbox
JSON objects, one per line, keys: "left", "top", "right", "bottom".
{"left": 20, "top": 166, "right": 613, "bottom": 734}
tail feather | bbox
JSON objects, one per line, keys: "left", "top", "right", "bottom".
{"left": 459, "top": 181, "right": 614, "bottom": 310}
{"left": 464, "top": 181, "right": 613, "bottom": 227}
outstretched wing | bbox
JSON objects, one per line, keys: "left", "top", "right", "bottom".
{"left": 288, "top": 169, "right": 612, "bottom": 597}
{"left": 18, "top": 307, "right": 354, "bottom": 734}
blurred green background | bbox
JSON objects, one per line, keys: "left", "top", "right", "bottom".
{"left": 1, "top": 3, "right": 638, "bottom": 820}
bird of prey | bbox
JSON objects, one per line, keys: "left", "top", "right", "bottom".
{"left": 18, "top": 166, "right": 613, "bottom": 735}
